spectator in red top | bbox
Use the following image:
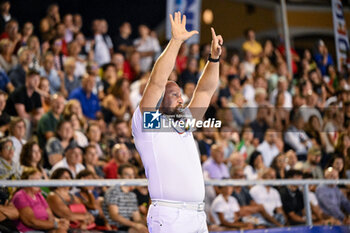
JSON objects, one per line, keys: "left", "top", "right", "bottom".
{"left": 103, "top": 143, "right": 130, "bottom": 179}
{"left": 175, "top": 43, "right": 188, "bottom": 74}
{"left": 0, "top": 19, "right": 21, "bottom": 54}
{"left": 277, "top": 42, "right": 300, "bottom": 75}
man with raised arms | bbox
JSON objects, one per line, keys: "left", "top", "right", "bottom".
{"left": 132, "top": 11, "right": 223, "bottom": 233}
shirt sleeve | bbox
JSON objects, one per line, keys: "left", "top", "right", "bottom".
{"left": 12, "top": 191, "right": 29, "bottom": 209}
{"left": 339, "top": 189, "right": 350, "bottom": 215}
{"left": 211, "top": 198, "right": 226, "bottom": 213}
{"left": 316, "top": 187, "right": 345, "bottom": 221}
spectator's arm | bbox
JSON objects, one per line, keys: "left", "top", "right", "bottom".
{"left": 6, "top": 82, "right": 14, "bottom": 93}
{"left": 0, "top": 202, "right": 18, "bottom": 220}
{"left": 108, "top": 204, "right": 139, "bottom": 228}
{"left": 317, "top": 189, "right": 345, "bottom": 221}
{"left": 18, "top": 206, "right": 56, "bottom": 230}
{"left": 139, "top": 12, "right": 198, "bottom": 111}
{"left": 217, "top": 212, "right": 253, "bottom": 229}
{"left": 287, "top": 211, "right": 305, "bottom": 224}
{"left": 339, "top": 190, "right": 350, "bottom": 215}
{"left": 14, "top": 103, "right": 30, "bottom": 119}
{"left": 188, "top": 28, "right": 222, "bottom": 120}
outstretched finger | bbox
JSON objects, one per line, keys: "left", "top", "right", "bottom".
{"left": 176, "top": 11, "right": 181, "bottom": 24}
{"left": 211, "top": 27, "right": 217, "bottom": 40}
{"left": 182, "top": 14, "right": 186, "bottom": 26}
{"left": 169, "top": 14, "right": 174, "bottom": 25}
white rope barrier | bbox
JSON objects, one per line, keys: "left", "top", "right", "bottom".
{"left": 0, "top": 178, "right": 350, "bottom": 187}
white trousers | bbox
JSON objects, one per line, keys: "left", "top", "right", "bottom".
{"left": 147, "top": 202, "right": 208, "bottom": 233}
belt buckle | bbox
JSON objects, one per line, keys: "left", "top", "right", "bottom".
{"left": 197, "top": 203, "right": 204, "bottom": 212}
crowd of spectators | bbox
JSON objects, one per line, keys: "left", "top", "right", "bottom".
{"left": 0, "top": 1, "right": 349, "bottom": 232}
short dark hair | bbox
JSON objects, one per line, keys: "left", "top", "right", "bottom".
{"left": 285, "top": 169, "right": 303, "bottom": 179}
{"left": 76, "top": 169, "right": 94, "bottom": 179}
{"left": 50, "top": 167, "right": 73, "bottom": 180}
{"left": 26, "top": 68, "right": 40, "bottom": 77}
{"left": 118, "top": 164, "right": 135, "bottom": 176}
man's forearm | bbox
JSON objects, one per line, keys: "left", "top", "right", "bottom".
{"left": 149, "top": 39, "right": 182, "bottom": 87}
{"left": 195, "top": 61, "right": 219, "bottom": 98}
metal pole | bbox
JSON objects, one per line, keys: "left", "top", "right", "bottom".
{"left": 280, "top": 0, "right": 293, "bottom": 76}
{"left": 303, "top": 184, "right": 313, "bottom": 226}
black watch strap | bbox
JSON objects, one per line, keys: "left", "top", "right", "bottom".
{"left": 208, "top": 53, "right": 220, "bottom": 63}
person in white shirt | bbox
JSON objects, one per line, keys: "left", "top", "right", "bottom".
{"left": 211, "top": 185, "right": 253, "bottom": 230}
{"left": 132, "top": 12, "right": 223, "bottom": 233}
{"left": 249, "top": 168, "right": 286, "bottom": 225}
{"left": 50, "top": 142, "right": 85, "bottom": 178}
{"left": 9, "top": 117, "right": 26, "bottom": 164}
{"left": 256, "top": 128, "right": 279, "bottom": 167}
{"left": 92, "top": 19, "right": 111, "bottom": 66}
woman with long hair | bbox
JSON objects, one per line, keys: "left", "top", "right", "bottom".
{"left": 20, "top": 140, "right": 48, "bottom": 180}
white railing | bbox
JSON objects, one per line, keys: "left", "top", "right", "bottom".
{"left": 1, "top": 178, "right": 350, "bottom": 227}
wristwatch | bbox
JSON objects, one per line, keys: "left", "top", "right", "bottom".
{"left": 208, "top": 53, "right": 220, "bottom": 63}
{"left": 53, "top": 220, "right": 58, "bottom": 229}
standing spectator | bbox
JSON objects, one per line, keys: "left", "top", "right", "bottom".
{"left": 12, "top": 168, "right": 69, "bottom": 233}
{"left": 0, "top": 39, "right": 17, "bottom": 73}
{"left": 0, "top": 20, "right": 20, "bottom": 54}
{"left": 37, "top": 93, "right": 65, "bottom": 150}
{"left": 67, "top": 40, "right": 86, "bottom": 77}
{"left": 249, "top": 168, "right": 285, "bottom": 222}
{"left": 39, "top": 4, "right": 60, "bottom": 42}
{"left": 69, "top": 75, "right": 101, "bottom": 120}
{"left": 103, "top": 143, "right": 130, "bottom": 179}
{"left": 242, "top": 28, "right": 262, "bottom": 65}
{"left": 20, "top": 22, "right": 34, "bottom": 46}
{"left": 0, "top": 0, "right": 11, "bottom": 34}
{"left": 314, "top": 40, "right": 334, "bottom": 77}
{"left": 278, "top": 169, "right": 305, "bottom": 225}
{"left": 8, "top": 117, "right": 26, "bottom": 164}
{"left": 113, "top": 22, "right": 133, "bottom": 55}
{"left": 8, "top": 47, "right": 31, "bottom": 88}
{"left": 202, "top": 144, "right": 230, "bottom": 179}
{"left": 92, "top": 19, "right": 111, "bottom": 66}
{"left": 63, "top": 14, "right": 76, "bottom": 43}
{"left": 134, "top": 24, "right": 160, "bottom": 72}
{"left": 100, "top": 19, "right": 113, "bottom": 56}
{"left": 256, "top": 129, "right": 279, "bottom": 167}
{"left": 102, "top": 164, "right": 148, "bottom": 232}
{"left": 0, "top": 137, "right": 21, "bottom": 180}
{"left": 6, "top": 69, "right": 43, "bottom": 124}
{"left": 50, "top": 141, "right": 85, "bottom": 178}
{"left": 316, "top": 167, "right": 350, "bottom": 224}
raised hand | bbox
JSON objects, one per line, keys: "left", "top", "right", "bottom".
{"left": 210, "top": 27, "right": 223, "bottom": 59}
{"left": 169, "top": 11, "right": 198, "bottom": 42}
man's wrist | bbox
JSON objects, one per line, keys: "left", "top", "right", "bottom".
{"left": 208, "top": 53, "right": 220, "bottom": 62}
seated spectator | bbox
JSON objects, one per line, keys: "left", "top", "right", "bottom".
{"left": 50, "top": 141, "right": 85, "bottom": 178}
{"left": 101, "top": 78, "right": 133, "bottom": 124}
{"left": 62, "top": 99, "right": 86, "bottom": 130}
{"left": 45, "top": 119, "right": 75, "bottom": 166}
{"left": 314, "top": 40, "right": 334, "bottom": 77}
{"left": 285, "top": 149, "right": 298, "bottom": 170}
{"left": 8, "top": 47, "right": 31, "bottom": 88}
{"left": 203, "top": 144, "right": 230, "bottom": 179}
{"left": 295, "top": 146, "right": 323, "bottom": 179}
{"left": 38, "top": 77, "right": 51, "bottom": 113}
{"left": 9, "top": 117, "right": 26, "bottom": 164}
{"left": 102, "top": 164, "right": 148, "bottom": 232}
{"left": 63, "top": 57, "right": 80, "bottom": 97}
{"left": 0, "top": 137, "right": 21, "bottom": 180}
{"left": 103, "top": 143, "right": 130, "bottom": 179}
{"left": 249, "top": 168, "right": 286, "bottom": 225}
{"left": 278, "top": 170, "right": 306, "bottom": 225}
{"left": 86, "top": 122, "right": 103, "bottom": 158}
{"left": 0, "top": 68, "right": 13, "bottom": 93}
{"left": 6, "top": 69, "right": 44, "bottom": 124}
{"left": 67, "top": 40, "right": 86, "bottom": 78}
{"left": 270, "top": 153, "right": 287, "bottom": 179}
{"left": 210, "top": 185, "right": 253, "bottom": 230}
{"left": 236, "top": 126, "right": 255, "bottom": 162}
{"left": 76, "top": 169, "right": 110, "bottom": 229}
{"left": 133, "top": 169, "right": 150, "bottom": 218}
{"left": 316, "top": 167, "right": 350, "bottom": 224}
{"left": 69, "top": 74, "right": 101, "bottom": 120}
{"left": 37, "top": 93, "right": 65, "bottom": 150}
{"left": 179, "top": 57, "right": 199, "bottom": 88}
{"left": 86, "top": 61, "right": 104, "bottom": 99}
{"left": 49, "top": 37, "right": 66, "bottom": 71}
{"left": 113, "top": 22, "right": 133, "bottom": 55}
{"left": 12, "top": 168, "right": 69, "bottom": 232}
{"left": 83, "top": 144, "right": 104, "bottom": 178}
{"left": 0, "top": 186, "right": 19, "bottom": 233}
{"left": 284, "top": 112, "right": 312, "bottom": 160}
{"left": 39, "top": 52, "right": 65, "bottom": 94}
{"left": 65, "top": 113, "right": 88, "bottom": 148}
{"left": 47, "top": 168, "right": 96, "bottom": 230}
{"left": 256, "top": 128, "right": 279, "bottom": 167}
{"left": 20, "top": 140, "right": 49, "bottom": 180}
{"left": 0, "top": 39, "right": 17, "bottom": 73}
{"left": 231, "top": 167, "right": 283, "bottom": 227}
{"left": 244, "top": 151, "right": 265, "bottom": 180}
{"left": 250, "top": 106, "right": 273, "bottom": 143}
{"left": 0, "top": 90, "right": 10, "bottom": 137}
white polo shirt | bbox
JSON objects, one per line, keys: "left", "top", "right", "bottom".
{"left": 249, "top": 185, "right": 282, "bottom": 216}
{"left": 131, "top": 107, "right": 205, "bottom": 202}
{"left": 210, "top": 194, "right": 240, "bottom": 225}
